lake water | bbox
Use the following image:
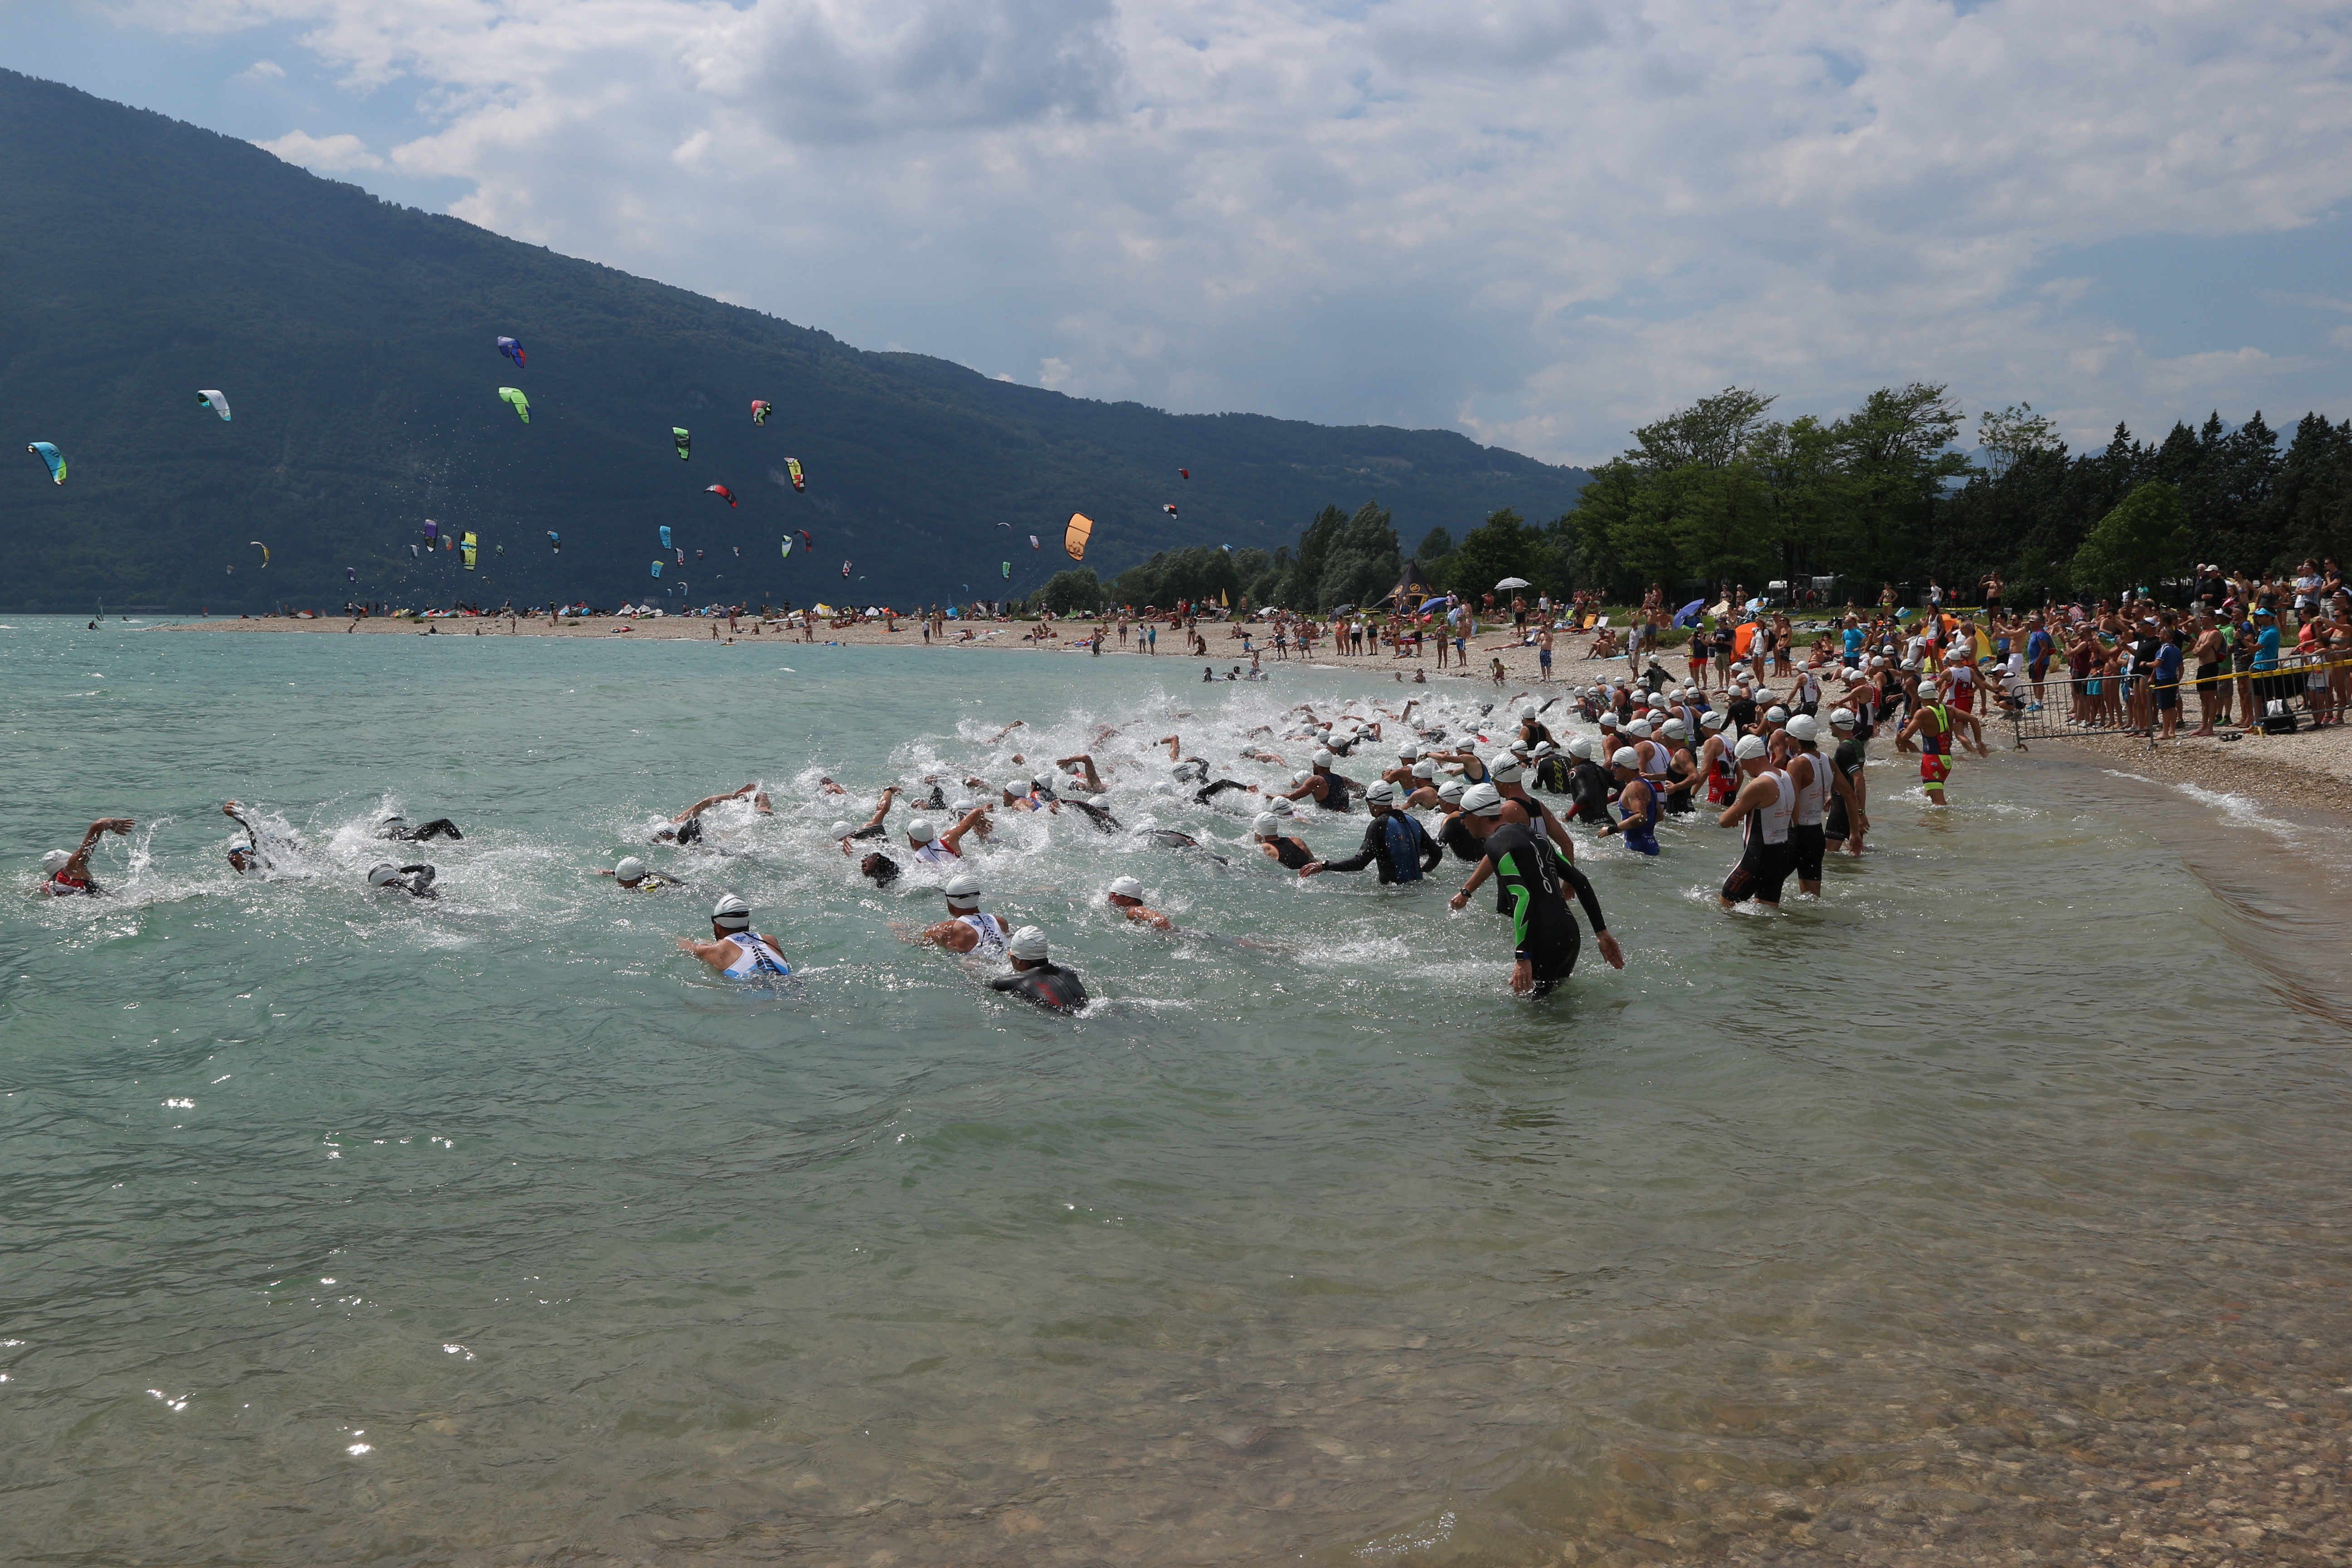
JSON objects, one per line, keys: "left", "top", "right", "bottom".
{"left": 5, "top": 617, "right": 2351, "bottom": 1566}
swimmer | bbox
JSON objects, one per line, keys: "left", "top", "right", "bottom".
{"left": 858, "top": 851, "right": 902, "bottom": 887}
{"left": 1105, "top": 875, "right": 1173, "bottom": 930}
{"left": 656, "top": 783, "right": 771, "bottom": 844}
{"left": 1299, "top": 780, "right": 1440, "bottom": 883}
{"left": 676, "top": 894, "right": 793, "bottom": 979}
{"left": 1820, "top": 709, "right": 1870, "bottom": 856}
{"left": 1558, "top": 737, "right": 1615, "bottom": 825}
{"left": 1252, "top": 811, "right": 1315, "bottom": 871}
{"left": 1279, "top": 749, "right": 1357, "bottom": 813}
{"left": 377, "top": 813, "right": 464, "bottom": 843}
{"left": 38, "top": 817, "right": 132, "bottom": 896}
{"left": 220, "top": 801, "right": 297, "bottom": 876}
{"left": 1782, "top": 714, "right": 1830, "bottom": 895}
{"left": 902, "top": 804, "right": 992, "bottom": 867}
{"left": 1147, "top": 828, "right": 1230, "bottom": 867}
{"left": 1594, "top": 748, "right": 1660, "bottom": 855}
{"left": 596, "top": 855, "right": 679, "bottom": 890}
{"left": 1893, "top": 686, "right": 1987, "bottom": 805}
{"left": 1715, "top": 735, "right": 1794, "bottom": 911}
{"left": 1485, "top": 753, "right": 1576, "bottom": 861}
{"left": 988, "top": 926, "right": 1088, "bottom": 1012}
{"left": 829, "top": 786, "right": 899, "bottom": 853}
{"left": 367, "top": 861, "right": 438, "bottom": 899}
{"left": 915, "top": 872, "right": 1010, "bottom": 953}
{"left": 1445, "top": 784, "right": 1624, "bottom": 994}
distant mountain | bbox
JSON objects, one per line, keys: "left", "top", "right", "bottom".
{"left": 0, "top": 69, "right": 1585, "bottom": 613}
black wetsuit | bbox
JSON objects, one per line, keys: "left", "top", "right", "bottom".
{"left": 1149, "top": 829, "right": 1230, "bottom": 866}
{"left": 384, "top": 818, "right": 464, "bottom": 843}
{"left": 1066, "top": 799, "right": 1121, "bottom": 833}
{"left": 1267, "top": 835, "right": 1314, "bottom": 870}
{"left": 1194, "top": 779, "right": 1252, "bottom": 804}
{"left": 1172, "top": 759, "right": 1209, "bottom": 784}
{"left": 1317, "top": 812, "right": 1442, "bottom": 884}
{"left": 1534, "top": 754, "right": 1573, "bottom": 794}
{"left": 1563, "top": 761, "right": 1615, "bottom": 824}
{"left": 990, "top": 962, "right": 1089, "bottom": 1013}
{"left": 1479, "top": 823, "right": 1607, "bottom": 996}
{"left": 384, "top": 864, "right": 438, "bottom": 899}
{"left": 1312, "top": 771, "right": 1356, "bottom": 813}
{"left": 1519, "top": 721, "right": 1554, "bottom": 750}
{"left": 1662, "top": 757, "right": 1696, "bottom": 815}
{"left": 1823, "top": 740, "right": 1864, "bottom": 840}
{"left": 1438, "top": 813, "right": 1484, "bottom": 865}
{"left": 845, "top": 821, "right": 887, "bottom": 841}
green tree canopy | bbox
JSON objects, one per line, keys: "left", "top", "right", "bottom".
{"left": 2071, "top": 480, "right": 2192, "bottom": 598}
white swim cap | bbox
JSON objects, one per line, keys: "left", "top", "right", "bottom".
{"left": 1486, "top": 756, "right": 1524, "bottom": 783}
{"left": 1269, "top": 796, "right": 1296, "bottom": 816}
{"left": 1734, "top": 735, "right": 1769, "bottom": 761}
{"left": 1509, "top": 740, "right": 1533, "bottom": 756}
{"left": 1437, "top": 778, "right": 1469, "bottom": 804}
{"left": 828, "top": 820, "right": 855, "bottom": 840}
{"left": 1460, "top": 782, "right": 1505, "bottom": 817}
{"left": 1006, "top": 926, "right": 1049, "bottom": 961}
{"left": 905, "top": 817, "right": 937, "bottom": 843}
{"left": 1662, "top": 719, "right": 1689, "bottom": 740}
{"left": 367, "top": 862, "right": 402, "bottom": 887}
{"left": 1398, "top": 744, "right": 1419, "bottom": 760}
{"left": 1032, "top": 773, "right": 1057, "bottom": 791}
{"left": 1291, "top": 770, "right": 1313, "bottom": 787}
{"left": 614, "top": 856, "right": 648, "bottom": 883}
{"left": 1765, "top": 706, "right": 1789, "bottom": 722}
{"left": 1532, "top": 740, "right": 1556, "bottom": 757}
{"left": 943, "top": 872, "right": 982, "bottom": 907}
{"left": 1411, "top": 759, "right": 1437, "bottom": 779}
{"left": 1313, "top": 749, "right": 1335, "bottom": 768}
{"left": 1519, "top": 705, "right": 1538, "bottom": 720}
{"left": 1107, "top": 875, "right": 1144, "bottom": 899}
{"left": 1699, "top": 710, "right": 1725, "bottom": 730}
{"left": 711, "top": 893, "right": 752, "bottom": 930}
{"left": 1624, "top": 719, "right": 1651, "bottom": 740}
{"left": 40, "top": 849, "right": 70, "bottom": 874}
{"left": 1598, "top": 714, "right": 1618, "bottom": 729}
{"left": 1786, "top": 714, "right": 1821, "bottom": 742}
{"left": 1566, "top": 735, "right": 1593, "bottom": 760}
{"left": 1252, "top": 813, "right": 1284, "bottom": 836}
{"left": 1365, "top": 779, "right": 1400, "bottom": 805}
{"left": 1830, "top": 708, "right": 1857, "bottom": 727}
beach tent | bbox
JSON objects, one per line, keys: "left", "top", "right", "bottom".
{"left": 1382, "top": 560, "right": 1437, "bottom": 605}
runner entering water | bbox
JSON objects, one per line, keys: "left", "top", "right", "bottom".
{"left": 1298, "top": 780, "right": 1441, "bottom": 883}
{"left": 1445, "top": 784, "right": 1625, "bottom": 994}
{"left": 677, "top": 894, "right": 793, "bottom": 979}
{"left": 1716, "top": 735, "right": 1794, "bottom": 910}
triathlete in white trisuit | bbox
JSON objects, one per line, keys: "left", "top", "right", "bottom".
{"left": 917, "top": 872, "right": 1011, "bottom": 954}
{"left": 1716, "top": 735, "right": 1795, "bottom": 911}
{"left": 901, "top": 804, "right": 992, "bottom": 867}
{"left": 676, "top": 894, "right": 793, "bottom": 979}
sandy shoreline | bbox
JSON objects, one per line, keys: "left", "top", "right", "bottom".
{"left": 176, "top": 614, "right": 2352, "bottom": 801}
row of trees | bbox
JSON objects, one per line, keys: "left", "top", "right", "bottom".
{"left": 1032, "top": 388, "right": 2352, "bottom": 614}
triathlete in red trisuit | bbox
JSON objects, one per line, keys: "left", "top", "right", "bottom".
{"left": 1894, "top": 690, "right": 1987, "bottom": 804}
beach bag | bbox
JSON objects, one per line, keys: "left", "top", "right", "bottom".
{"left": 2261, "top": 699, "right": 2300, "bottom": 735}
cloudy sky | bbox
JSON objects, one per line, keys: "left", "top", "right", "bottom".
{"left": 22, "top": 0, "right": 2352, "bottom": 465}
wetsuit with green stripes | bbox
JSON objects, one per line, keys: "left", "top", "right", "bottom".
{"left": 1479, "top": 823, "right": 1610, "bottom": 996}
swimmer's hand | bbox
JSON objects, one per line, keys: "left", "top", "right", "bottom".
{"left": 1298, "top": 862, "right": 1324, "bottom": 877}
{"left": 1596, "top": 931, "right": 1625, "bottom": 970}
{"left": 1510, "top": 958, "right": 1534, "bottom": 995}
{"left": 1448, "top": 891, "right": 1470, "bottom": 912}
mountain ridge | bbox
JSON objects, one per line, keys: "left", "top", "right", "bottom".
{"left": 0, "top": 69, "right": 1585, "bottom": 612}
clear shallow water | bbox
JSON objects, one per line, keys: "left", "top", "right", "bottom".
{"left": 4, "top": 619, "right": 2351, "bottom": 1566}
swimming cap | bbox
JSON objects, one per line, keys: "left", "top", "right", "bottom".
{"left": 711, "top": 894, "right": 752, "bottom": 930}
{"left": 1107, "top": 875, "right": 1144, "bottom": 899}
{"left": 1411, "top": 759, "right": 1437, "bottom": 779}
{"left": 378, "top": 814, "right": 407, "bottom": 829}
{"left": 1765, "top": 706, "right": 1788, "bottom": 722}
{"left": 1599, "top": 714, "right": 1618, "bottom": 729}
{"left": 1006, "top": 926, "right": 1049, "bottom": 961}
{"left": 40, "top": 849, "right": 70, "bottom": 873}
{"left": 1363, "top": 780, "right": 1399, "bottom": 807}
{"left": 943, "top": 872, "right": 982, "bottom": 907}
{"left": 1252, "top": 813, "right": 1283, "bottom": 836}
{"left": 1566, "top": 735, "right": 1593, "bottom": 760}
{"left": 1460, "top": 782, "right": 1505, "bottom": 817}
{"left": 1734, "top": 735, "right": 1769, "bottom": 761}
{"left": 614, "top": 857, "right": 648, "bottom": 883}
{"left": 1313, "top": 749, "right": 1335, "bottom": 768}
{"left": 367, "top": 862, "right": 402, "bottom": 887}
{"left": 1520, "top": 705, "right": 1538, "bottom": 720}
{"left": 1610, "top": 746, "right": 1638, "bottom": 769}
{"left": 1509, "top": 740, "right": 1533, "bottom": 756}
{"left": 1291, "top": 770, "right": 1313, "bottom": 787}
{"left": 1437, "top": 779, "right": 1469, "bottom": 804}
{"left": 1662, "top": 719, "right": 1689, "bottom": 740}
{"left": 905, "top": 817, "right": 937, "bottom": 843}
{"left": 1624, "top": 719, "right": 1651, "bottom": 740}
{"left": 828, "top": 820, "right": 855, "bottom": 840}
{"left": 1829, "top": 709, "right": 1857, "bottom": 727}
{"left": 1399, "top": 745, "right": 1419, "bottom": 760}
{"left": 1531, "top": 740, "right": 1556, "bottom": 757}
{"left": 1786, "top": 714, "right": 1820, "bottom": 742}
{"left": 1269, "top": 797, "right": 1296, "bottom": 817}
{"left": 1485, "top": 757, "right": 1524, "bottom": 784}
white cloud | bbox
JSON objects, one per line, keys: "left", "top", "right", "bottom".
{"left": 255, "top": 128, "right": 385, "bottom": 172}
{"left": 235, "top": 58, "right": 285, "bottom": 81}
{"left": 133, "top": 0, "right": 2352, "bottom": 461}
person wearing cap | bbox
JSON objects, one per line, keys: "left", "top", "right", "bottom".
{"left": 1517, "top": 705, "right": 1554, "bottom": 750}
{"left": 1595, "top": 747, "right": 1660, "bottom": 856}
{"left": 902, "top": 802, "right": 992, "bottom": 867}
{"left": 830, "top": 785, "right": 899, "bottom": 854}
{"left": 1820, "top": 710, "right": 1870, "bottom": 856}
{"left": 1380, "top": 744, "right": 1421, "bottom": 787}
{"left": 1531, "top": 739, "right": 1572, "bottom": 794}
{"left": 988, "top": 926, "right": 1088, "bottom": 1013}
{"left": 1104, "top": 875, "right": 1173, "bottom": 931}
{"left": 220, "top": 801, "right": 298, "bottom": 877}
{"left": 1554, "top": 736, "right": 1613, "bottom": 825}
{"left": 1299, "top": 779, "right": 1441, "bottom": 884}
{"left": 1446, "top": 782, "right": 1624, "bottom": 994}
{"left": 1892, "top": 680, "right": 1985, "bottom": 805}
{"left": 1485, "top": 752, "right": 1578, "bottom": 860}
{"left": 1398, "top": 758, "right": 1444, "bottom": 809}
{"left": 653, "top": 783, "right": 769, "bottom": 845}
{"left": 596, "top": 855, "right": 679, "bottom": 891}
{"left": 376, "top": 811, "right": 465, "bottom": 843}
{"left": 1715, "top": 734, "right": 1794, "bottom": 910}
{"left": 1781, "top": 714, "right": 1833, "bottom": 896}
{"left": 1251, "top": 811, "right": 1315, "bottom": 870}
{"left": 1279, "top": 748, "right": 1357, "bottom": 813}
{"left": 367, "top": 861, "right": 438, "bottom": 900}
{"left": 677, "top": 894, "right": 792, "bottom": 979}
{"left": 917, "top": 873, "right": 1009, "bottom": 954}
{"left": 1696, "top": 710, "right": 1741, "bottom": 807}
{"left": 38, "top": 816, "right": 133, "bottom": 896}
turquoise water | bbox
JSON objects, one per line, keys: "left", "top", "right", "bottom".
{"left": 5, "top": 617, "right": 2351, "bottom": 1564}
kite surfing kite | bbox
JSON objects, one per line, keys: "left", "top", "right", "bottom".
{"left": 1001, "top": 561, "right": 1011, "bottom": 578}
{"left": 498, "top": 336, "right": 525, "bottom": 369}
{"left": 659, "top": 525, "right": 672, "bottom": 550}
{"left": 1163, "top": 503, "right": 1178, "bottom": 517}
{"left": 672, "top": 428, "right": 691, "bottom": 461}
{"left": 1064, "top": 512, "right": 1092, "bottom": 561}
{"left": 548, "top": 531, "right": 560, "bottom": 553}
{"left": 695, "top": 549, "right": 704, "bottom": 561}
{"left": 785, "top": 457, "right": 804, "bottom": 492}
{"left": 443, "top": 536, "right": 455, "bottom": 552}
{"left": 423, "top": 520, "right": 439, "bottom": 544}
{"left": 249, "top": 541, "right": 270, "bottom": 568}
{"left": 705, "top": 484, "right": 737, "bottom": 507}
{"left": 841, "top": 559, "right": 852, "bottom": 578}
{"left": 650, "top": 560, "right": 664, "bottom": 578}
{"left": 1178, "top": 468, "right": 1190, "bottom": 480}
{"left": 461, "top": 532, "right": 478, "bottom": 570}
{"left": 348, "top": 567, "right": 356, "bottom": 582}
{"left": 1029, "top": 534, "right": 1040, "bottom": 550}
{"left": 675, "top": 548, "right": 686, "bottom": 566}
{"left": 780, "top": 535, "right": 794, "bottom": 559}
{"left": 410, "top": 544, "right": 420, "bottom": 560}
{"left": 732, "top": 546, "right": 740, "bottom": 557}
{"left": 495, "top": 544, "right": 505, "bottom": 557}
{"left": 750, "top": 400, "right": 771, "bottom": 426}
{"left": 197, "top": 390, "right": 231, "bottom": 421}
{"left": 798, "top": 529, "right": 814, "bottom": 552}
{"left": 499, "top": 387, "right": 529, "bottom": 423}
{"left": 26, "top": 442, "right": 64, "bottom": 485}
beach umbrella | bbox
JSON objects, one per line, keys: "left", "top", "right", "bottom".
{"left": 1672, "top": 598, "right": 1706, "bottom": 627}
{"left": 1330, "top": 603, "right": 1355, "bottom": 616}
{"left": 1494, "top": 576, "right": 1532, "bottom": 590}
{"left": 1417, "top": 596, "right": 1448, "bottom": 612}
